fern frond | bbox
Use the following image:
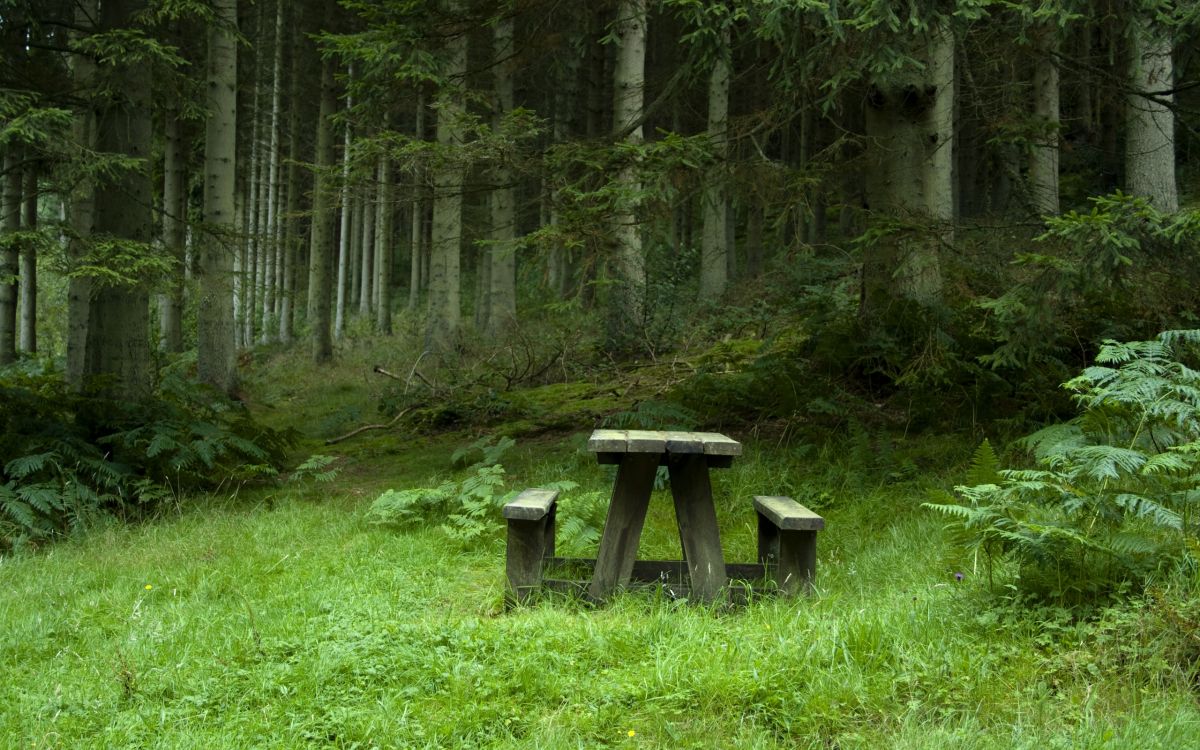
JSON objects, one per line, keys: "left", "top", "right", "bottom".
{"left": 965, "top": 439, "right": 1002, "bottom": 486}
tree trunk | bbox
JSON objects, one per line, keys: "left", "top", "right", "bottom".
{"left": 487, "top": 11, "right": 517, "bottom": 334}
{"left": 699, "top": 23, "right": 731, "bottom": 300}
{"left": 359, "top": 156, "right": 375, "bottom": 318}
{"left": 75, "top": 0, "right": 154, "bottom": 400}
{"left": 374, "top": 155, "right": 392, "bottom": 334}
{"left": 1028, "top": 22, "right": 1060, "bottom": 216}
{"left": 308, "top": 49, "right": 337, "bottom": 363}
{"left": 408, "top": 92, "right": 425, "bottom": 312}
{"left": 280, "top": 9, "right": 303, "bottom": 346}
{"left": 259, "top": 0, "right": 283, "bottom": 343}
{"left": 335, "top": 63, "right": 354, "bottom": 339}
{"left": 862, "top": 25, "right": 953, "bottom": 311}
{"left": 159, "top": 112, "right": 186, "bottom": 353}
{"left": 426, "top": 1, "right": 468, "bottom": 353}
{"left": 350, "top": 192, "right": 364, "bottom": 311}
{"left": 1126, "top": 14, "right": 1177, "bottom": 212}
{"left": 609, "top": 0, "right": 647, "bottom": 336}
{"left": 65, "top": 3, "right": 97, "bottom": 390}
{"left": 19, "top": 161, "right": 36, "bottom": 354}
{"left": 198, "top": 0, "right": 239, "bottom": 395}
{"left": 0, "top": 146, "right": 19, "bottom": 365}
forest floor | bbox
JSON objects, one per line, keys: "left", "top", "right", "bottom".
{"left": 3, "top": 342, "right": 1200, "bottom": 748}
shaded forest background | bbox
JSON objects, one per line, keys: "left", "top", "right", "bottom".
{"left": 1, "top": 0, "right": 1199, "bottom": 544}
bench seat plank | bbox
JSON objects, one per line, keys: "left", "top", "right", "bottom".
{"left": 625, "top": 429, "right": 668, "bottom": 452}
{"left": 503, "top": 488, "right": 560, "bottom": 520}
{"left": 753, "top": 495, "right": 825, "bottom": 530}
{"left": 587, "top": 429, "right": 628, "bottom": 453}
{"left": 695, "top": 432, "right": 742, "bottom": 456}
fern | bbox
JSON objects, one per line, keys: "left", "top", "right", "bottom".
{"left": 928, "top": 330, "right": 1200, "bottom": 604}
{"left": 965, "top": 439, "right": 1002, "bottom": 486}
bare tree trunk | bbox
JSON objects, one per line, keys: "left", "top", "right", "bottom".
{"left": 1028, "top": 22, "right": 1060, "bottom": 216}
{"left": 308, "top": 48, "right": 337, "bottom": 363}
{"left": 862, "top": 26, "right": 953, "bottom": 311}
{"left": 1126, "top": 14, "right": 1177, "bottom": 212}
{"left": 159, "top": 112, "right": 186, "bottom": 353}
{"left": 699, "top": 22, "right": 731, "bottom": 300}
{"left": 609, "top": 0, "right": 647, "bottom": 333}
{"left": 19, "top": 160, "right": 36, "bottom": 354}
{"left": 243, "top": 56, "right": 261, "bottom": 348}
{"left": 65, "top": 3, "right": 97, "bottom": 390}
{"left": 375, "top": 156, "right": 392, "bottom": 334}
{"left": 487, "top": 10, "right": 517, "bottom": 334}
{"left": 77, "top": 0, "right": 153, "bottom": 400}
{"left": 359, "top": 156, "right": 375, "bottom": 318}
{"left": 280, "top": 11, "right": 302, "bottom": 346}
{"left": 259, "top": 0, "right": 283, "bottom": 343}
{"left": 408, "top": 92, "right": 425, "bottom": 312}
{"left": 350, "top": 192, "right": 364, "bottom": 311}
{"left": 0, "top": 146, "right": 19, "bottom": 365}
{"left": 198, "top": 0, "right": 239, "bottom": 395}
{"left": 335, "top": 63, "right": 354, "bottom": 339}
{"left": 426, "top": 0, "right": 468, "bottom": 353}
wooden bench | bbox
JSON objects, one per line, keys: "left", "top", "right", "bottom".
{"left": 754, "top": 495, "right": 824, "bottom": 596}
{"left": 503, "top": 488, "right": 559, "bottom": 603}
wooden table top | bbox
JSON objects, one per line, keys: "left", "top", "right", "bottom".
{"left": 586, "top": 429, "right": 742, "bottom": 457}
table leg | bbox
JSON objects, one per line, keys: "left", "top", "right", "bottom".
{"left": 588, "top": 453, "right": 659, "bottom": 601}
{"left": 668, "top": 454, "right": 727, "bottom": 602}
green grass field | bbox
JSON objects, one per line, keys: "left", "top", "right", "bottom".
{"left": 3, "top": 348, "right": 1200, "bottom": 748}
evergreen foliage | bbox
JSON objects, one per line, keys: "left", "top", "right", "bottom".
{"left": 0, "top": 368, "right": 294, "bottom": 547}
{"left": 927, "top": 331, "right": 1200, "bottom": 602}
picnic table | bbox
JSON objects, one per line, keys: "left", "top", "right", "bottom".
{"left": 502, "top": 429, "right": 824, "bottom": 604}
{"left": 585, "top": 429, "right": 741, "bottom": 602}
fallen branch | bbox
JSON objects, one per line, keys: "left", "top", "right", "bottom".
{"left": 324, "top": 408, "right": 412, "bottom": 445}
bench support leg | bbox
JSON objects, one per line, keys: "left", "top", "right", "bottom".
{"left": 669, "top": 454, "right": 727, "bottom": 603}
{"left": 588, "top": 453, "right": 659, "bottom": 601}
{"left": 757, "top": 512, "right": 779, "bottom": 566}
{"left": 506, "top": 516, "right": 549, "bottom": 604}
{"left": 777, "top": 529, "right": 817, "bottom": 596}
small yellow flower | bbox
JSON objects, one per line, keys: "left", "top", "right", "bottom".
{"left": 144, "top": 584, "right": 153, "bottom": 590}
{"left": 627, "top": 730, "right": 636, "bottom": 738}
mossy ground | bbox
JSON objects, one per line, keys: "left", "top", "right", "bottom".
{"left": 3, "top": 338, "right": 1199, "bottom": 748}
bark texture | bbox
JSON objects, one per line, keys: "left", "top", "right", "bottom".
{"left": 699, "top": 24, "right": 731, "bottom": 300}
{"left": 487, "top": 12, "right": 517, "bottom": 334}
{"left": 19, "top": 161, "right": 36, "bottom": 354}
{"left": 426, "top": 1, "right": 468, "bottom": 353}
{"left": 307, "top": 51, "right": 337, "bottom": 363}
{"left": 199, "top": 0, "right": 239, "bottom": 394}
{"left": 610, "top": 0, "right": 647, "bottom": 332}
{"left": 0, "top": 147, "right": 19, "bottom": 366}
{"left": 1126, "top": 15, "right": 1177, "bottom": 212}
{"left": 1028, "top": 22, "right": 1060, "bottom": 216}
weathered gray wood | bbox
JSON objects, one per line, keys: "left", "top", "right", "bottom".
{"left": 625, "top": 429, "right": 667, "bottom": 452}
{"left": 753, "top": 495, "right": 825, "bottom": 530}
{"left": 587, "top": 429, "right": 627, "bottom": 452}
{"left": 665, "top": 431, "right": 704, "bottom": 454}
{"left": 506, "top": 516, "right": 549, "bottom": 604}
{"left": 545, "top": 578, "right": 754, "bottom": 605}
{"left": 757, "top": 511, "right": 779, "bottom": 565}
{"left": 502, "top": 488, "right": 560, "bottom": 520}
{"left": 669, "top": 454, "right": 727, "bottom": 602}
{"left": 546, "top": 557, "right": 767, "bottom": 582}
{"left": 777, "top": 529, "right": 817, "bottom": 596}
{"left": 587, "top": 452, "right": 659, "bottom": 600}
{"left": 695, "top": 432, "right": 742, "bottom": 456}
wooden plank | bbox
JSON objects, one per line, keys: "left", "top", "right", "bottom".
{"left": 502, "top": 488, "right": 559, "bottom": 520}
{"left": 664, "top": 431, "right": 704, "bottom": 454}
{"left": 545, "top": 557, "right": 768, "bottom": 582}
{"left": 668, "top": 454, "right": 727, "bottom": 602}
{"left": 753, "top": 495, "right": 825, "bottom": 530}
{"left": 587, "top": 429, "right": 627, "bottom": 453}
{"left": 544, "top": 578, "right": 755, "bottom": 606}
{"left": 587, "top": 452, "right": 659, "bottom": 600}
{"left": 695, "top": 432, "right": 742, "bottom": 456}
{"left": 505, "top": 516, "right": 549, "bottom": 604}
{"left": 624, "top": 430, "right": 667, "bottom": 452}
{"left": 777, "top": 529, "right": 817, "bottom": 596}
